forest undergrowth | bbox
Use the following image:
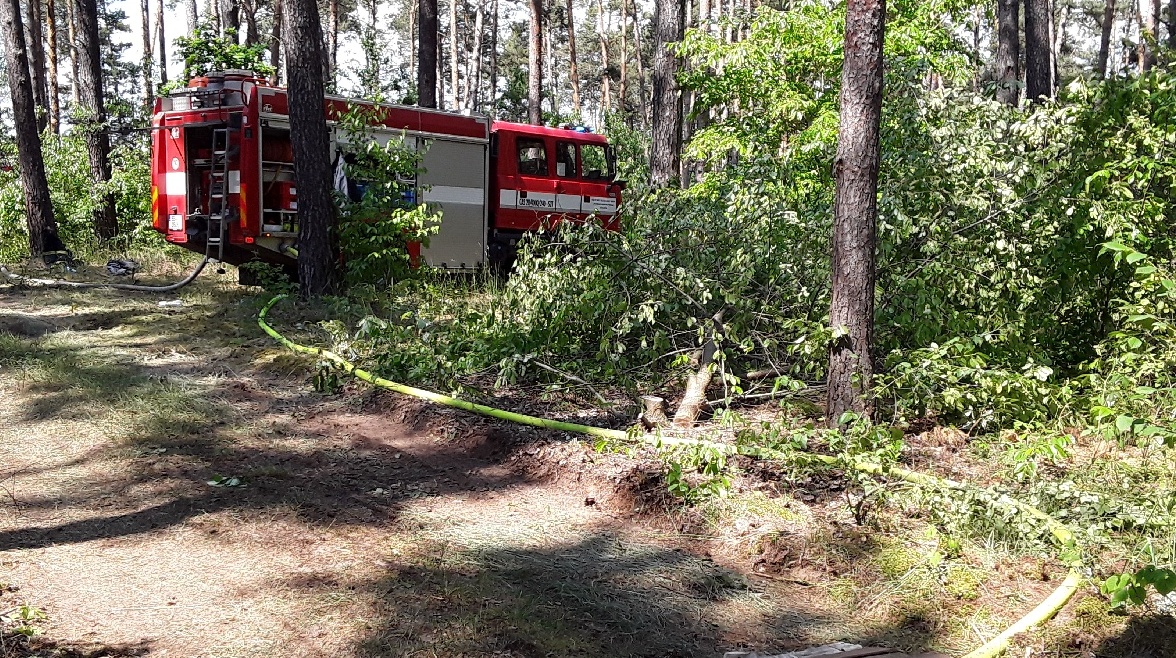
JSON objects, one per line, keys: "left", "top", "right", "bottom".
{"left": 295, "top": 28, "right": 1176, "bottom": 650}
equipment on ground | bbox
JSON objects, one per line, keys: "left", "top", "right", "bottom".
{"left": 150, "top": 70, "right": 626, "bottom": 283}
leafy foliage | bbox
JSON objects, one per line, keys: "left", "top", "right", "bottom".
{"left": 334, "top": 104, "right": 442, "bottom": 290}
{"left": 167, "top": 22, "right": 275, "bottom": 91}
{"left": 0, "top": 131, "right": 160, "bottom": 260}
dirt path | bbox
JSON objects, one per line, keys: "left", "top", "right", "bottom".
{"left": 0, "top": 277, "right": 868, "bottom": 658}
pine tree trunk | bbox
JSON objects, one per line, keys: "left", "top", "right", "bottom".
{"left": 408, "top": 0, "right": 416, "bottom": 92}
{"left": 1137, "top": 0, "right": 1159, "bottom": 70}
{"left": 67, "top": 0, "right": 79, "bottom": 104}
{"left": 1169, "top": 0, "right": 1175, "bottom": 50}
{"left": 995, "top": 0, "right": 1019, "bottom": 104}
{"left": 270, "top": 0, "right": 282, "bottom": 82}
{"left": 156, "top": 0, "right": 167, "bottom": 84}
{"left": 418, "top": 0, "right": 438, "bottom": 107}
{"left": 527, "top": 0, "right": 542, "bottom": 124}
{"left": 327, "top": 0, "right": 337, "bottom": 85}
{"left": 632, "top": 0, "right": 645, "bottom": 125}
{"left": 544, "top": 10, "right": 554, "bottom": 116}
{"left": 449, "top": 0, "right": 459, "bottom": 109}
{"left": 1052, "top": 1, "right": 1069, "bottom": 90}
{"left": 488, "top": 0, "right": 497, "bottom": 111}
{"left": 73, "top": 0, "right": 118, "bottom": 240}
{"left": 1097, "top": 0, "right": 1115, "bottom": 77}
{"left": 827, "top": 0, "right": 884, "bottom": 425}
{"left": 46, "top": 0, "right": 60, "bottom": 132}
{"left": 619, "top": 0, "right": 627, "bottom": 113}
{"left": 241, "top": 0, "right": 258, "bottom": 45}
{"left": 597, "top": 0, "right": 609, "bottom": 114}
{"left": 1024, "top": 0, "right": 1051, "bottom": 101}
{"left": 468, "top": 0, "right": 483, "bottom": 109}
{"left": 566, "top": 0, "right": 580, "bottom": 114}
{"left": 142, "top": 0, "right": 154, "bottom": 105}
{"left": 283, "top": 0, "right": 338, "bottom": 296}
{"left": 26, "top": 0, "right": 48, "bottom": 132}
{"left": 365, "top": 0, "right": 378, "bottom": 92}
{"left": 186, "top": 0, "right": 197, "bottom": 32}
{"left": 225, "top": 0, "right": 239, "bottom": 38}
{"left": 1, "top": 0, "right": 63, "bottom": 258}
{"left": 650, "top": 0, "right": 682, "bottom": 186}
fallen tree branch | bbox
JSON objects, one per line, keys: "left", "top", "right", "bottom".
{"left": 258, "top": 293, "right": 1083, "bottom": 658}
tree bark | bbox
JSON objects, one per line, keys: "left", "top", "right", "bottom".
{"left": 488, "top": 0, "right": 497, "bottom": 110}
{"left": 224, "top": 0, "right": 240, "bottom": 39}
{"left": 1169, "top": 0, "right": 1175, "bottom": 50}
{"left": 632, "top": 0, "right": 645, "bottom": 125}
{"left": 327, "top": 0, "right": 337, "bottom": 86}
{"left": 141, "top": 0, "right": 154, "bottom": 105}
{"left": 67, "top": 0, "right": 79, "bottom": 104}
{"left": 566, "top": 0, "right": 581, "bottom": 114}
{"left": 619, "top": 0, "right": 627, "bottom": 112}
{"left": 650, "top": 0, "right": 683, "bottom": 186}
{"left": 672, "top": 310, "right": 724, "bottom": 428}
{"left": 1137, "top": 0, "right": 1159, "bottom": 71}
{"left": 1052, "top": 0, "right": 1069, "bottom": 90}
{"left": 1024, "top": 0, "right": 1051, "bottom": 102}
{"left": 827, "top": 0, "right": 884, "bottom": 425}
{"left": 597, "top": 0, "right": 610, "bottom": 114}
{"left": 1, "top": 0, "right": 63, "bottom": 258}
{"left": 468, "top": 0, "right": 483, "bottom": 109}
{"left": 418, "top": 0, "right": 438, "bottom": 107}
{"left": 995, "top": 0, "right": 1019, "bottom": 104}
{"left": 46, "top": 0, "right": 61, "bottom": 132}
{"left": 73, "top": 0, "right": 118, "bottom": 240}
{"left": 1097, "top": 0, "right": 1115, "bottom": 77}
{"left": 283, "top": 0, "right": 338, "bottom": 296}
{"left": 186, "top": 0, "right": 197, "bottom": 33}
{"left": 449, "top": 0, "right": 460, "bottom": 109}
{"left": 241, "top": 0, "right": 258, "bottom": 44}
{"left": 156, "top": 0, "right": 167, "bottom": 84}
{"left": 527, "top": 0, "right": 542, "bottom": 124}
{"left": 26, "top": 0, "right": 48, "bottom": 132}
{"left": 270, "top": 0, "right": 282, "bottom": 82}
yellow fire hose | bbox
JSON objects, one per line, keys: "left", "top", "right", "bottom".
{"left": 258, "top": 293, "right": 1083, "bottom": 658}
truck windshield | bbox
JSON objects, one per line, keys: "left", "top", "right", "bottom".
{"left": 580, "top": 144, "right": 614, "bottom": 180}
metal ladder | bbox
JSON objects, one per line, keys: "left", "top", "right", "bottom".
{"left": 206, "top": 128, "right": 232, "bottom": 263}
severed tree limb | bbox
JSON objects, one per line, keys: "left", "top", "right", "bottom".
{"left": 672, "top": 309, "right": 725, "bottom": 428}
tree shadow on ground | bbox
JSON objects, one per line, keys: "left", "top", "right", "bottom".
{"left": 347, "top": 532, "right": 835, "bottom": 658}
{"left": 0, "top": 281, "right": 953, "bottom": 657}
{"left": 1092, "top": 612, "right": 1176, "bottom": 657}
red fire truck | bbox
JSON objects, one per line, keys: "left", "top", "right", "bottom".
{"left": 150, "top": 70, "right": 624, "bottom": 280}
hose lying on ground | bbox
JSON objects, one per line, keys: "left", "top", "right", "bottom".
{"left": 258, "top": 293, "right": 1084, "bottom": 658}
{"left": 0, "top": 256, "right": 211, "bottom": 292}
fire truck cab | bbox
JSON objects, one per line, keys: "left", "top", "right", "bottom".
{"left": 150, "top": 70, "right": 623, "bottom": 279}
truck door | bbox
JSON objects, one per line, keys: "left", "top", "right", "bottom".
{"left": 153, "top": 122, "right": 190, "bottom": 243}
{"left": 579, "top": 141, "right": 620, "bottom": 230}
{"left": 553, "top": 140, "right": 583, "bottom": 218}
{"left": 500, "top": 134, "right": 559, "bottom": 231}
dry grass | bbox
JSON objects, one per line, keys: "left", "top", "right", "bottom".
{"left": 0, "top": 267, "right": 1164, "bottom": 658}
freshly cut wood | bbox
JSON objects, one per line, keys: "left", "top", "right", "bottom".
{"left": 639, "top": 395, "right": 667, "bottom": 430}
{"left": 671, "top": 310, "right": 724, "bottom": 428}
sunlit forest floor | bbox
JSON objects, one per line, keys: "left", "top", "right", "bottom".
{"left": 0, "top": 265, "right": 1171, "bottom": 657}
